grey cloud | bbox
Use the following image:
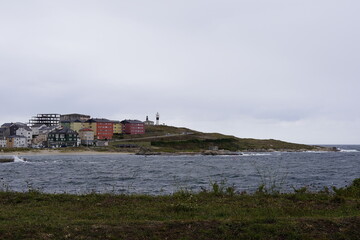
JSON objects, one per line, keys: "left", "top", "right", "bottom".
{"left": 0, "top": 0, "right": 359, "bottom": 143}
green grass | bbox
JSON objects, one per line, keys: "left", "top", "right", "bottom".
{"left": 0, "top": 147, "right": 36, "bottom": 152}
{"left": 1, "top": 125, "right": 325, "bottom": 154}
{"left": 1, "top": 179, "right": 360, "bottom": 239}
{"left": 109, "top": 141, "right": 151, "bottom": 147}
{"left": 150, "top": 137, "right": 318, "bottom": 152}
{"left": 127, "top": 125, "right": 324, "bottom": 153}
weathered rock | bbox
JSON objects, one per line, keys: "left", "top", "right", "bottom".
{"left": 0, "top": 158, "right": 14, "bottom": 163}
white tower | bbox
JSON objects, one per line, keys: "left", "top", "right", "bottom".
{"left": 156, "top": 112, "right": 160, "bottom": 125}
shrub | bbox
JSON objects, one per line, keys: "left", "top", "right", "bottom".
{"left": 333, "top": 178, "right": 360, "bottom": 198}
{"left": 201, "top": 180, "right": 236, "bottom": 196}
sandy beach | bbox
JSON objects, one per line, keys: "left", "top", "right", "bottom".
{"left": 0, "top": 150, "right": 134, "bottom": 156}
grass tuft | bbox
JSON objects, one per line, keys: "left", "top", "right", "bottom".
{"left": 0, "top": 179, "right": 360, "bottom": 239}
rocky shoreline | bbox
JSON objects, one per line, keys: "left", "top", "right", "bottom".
{"left": 0, "top": 158, "right": 14, "bottom": 163}
{"left": 135, "top": 146, "right": 336, "bottom": 156}
{"left": 0, "top": 146, "right": 337, "bottom": 157}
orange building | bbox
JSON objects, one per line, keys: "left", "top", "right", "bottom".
{"left": 84, "top": 119, "right": 113, "bottom": 140}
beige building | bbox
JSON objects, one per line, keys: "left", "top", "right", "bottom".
{"left": 70, "top": 120, "right": 86, "bottom": 133}
{"left": 112, "top": 121, "right": 122, "bottom": 134}
{"left": 78, "top": 128, "right": 94, "bottom": 146}
{"left": 32, "top": 134, "right": 47, "bottom": 146}
{"left": 83, "top": 121, "right": 97, "bottom": 136}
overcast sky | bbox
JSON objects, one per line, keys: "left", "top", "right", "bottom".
{"left": 1, "top": 1, "right": 359, "bottom": 144}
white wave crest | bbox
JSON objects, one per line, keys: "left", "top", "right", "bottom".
{"left": 338, "top": 149, "right": 359, "bottom": 153}
{"left": 241, "top": 153, "right": 272, "bottom": 156}
{"left": 13, "top": 155, "right": 26, "bottom": 162}
{"left": 305, "top": 150, "right": 328, "bottom": 153}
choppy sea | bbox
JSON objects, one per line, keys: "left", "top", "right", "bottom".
{"left": 1, "top": 145, "right": 359, "bottom": 195}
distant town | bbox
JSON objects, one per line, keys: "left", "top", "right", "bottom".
{"left": 0, "top": 113, "right": 160, "bottom": 149}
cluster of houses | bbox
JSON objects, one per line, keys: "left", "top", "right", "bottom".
{"left": 0, "top": 113, "right": 151, "bottom": 148}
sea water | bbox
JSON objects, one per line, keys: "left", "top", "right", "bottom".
{"left": 0, "top": 145, "right": 359, "bottom": 195}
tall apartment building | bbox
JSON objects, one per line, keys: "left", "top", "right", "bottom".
{"left": 29, "top": 114, "right": 60, "bottom": 127}
{"left": 121, "top": 120, "right": 145, "bottom": 135}
{"left": 84, "top": 118, "right": 114, "bottom": 140}
{"left": 60, "top": 113, "right": 91, "bottom": 122}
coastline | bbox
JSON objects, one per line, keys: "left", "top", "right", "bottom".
{"left": 0, "top": 147, "right": 334, "bottom": 157}
{"left": 0, "top": 150, "right": 134, "bottom": 156}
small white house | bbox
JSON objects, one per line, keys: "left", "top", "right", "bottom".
{"left": 16, "top": 127, "right": 33, "bottom": 146}
{"left": 7, "top": 136, "right": 27, "bottom": 148}
{"left": 0, "top": 137, "right": 6, "bottom": 148}
{"left": 30, "top": 124, "right": 47, "bottom": 136}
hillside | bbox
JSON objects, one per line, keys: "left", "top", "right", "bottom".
{"left": 112, "top": 125, "right": 324, "bottom": 153}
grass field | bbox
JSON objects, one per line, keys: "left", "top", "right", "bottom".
{"left": 1, "top": 179, "right": 359, "bottom": 239}
{"left": 0, "top": 125, "right": 327, "bottom": 155}
{"left": 113, "top": 125, "right": 325, "bottom": 153}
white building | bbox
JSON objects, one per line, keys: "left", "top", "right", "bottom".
{"left": 30, "top": 124, "right": 47, "bottom": 136}
{"left": 144, "top": 116, "right": 154, "bottom": 126}
{"left": 7, "top": 136, "right": 27, "bottom": 148}
{"left": 0, "top": 137, "right": 6, "bottom": 148}
{"left": 16, "top": 126, "right": 33, "bottom": 146}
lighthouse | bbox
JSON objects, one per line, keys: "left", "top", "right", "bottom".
{"left": 156, "top": 112, "right": 160, "bottom": 125}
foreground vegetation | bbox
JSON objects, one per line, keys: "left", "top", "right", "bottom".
{"left": 1, "top": 179, "right": 360, "bottom": 239}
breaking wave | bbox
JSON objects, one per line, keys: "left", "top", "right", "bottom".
{"left": 13, "top": 155, "right": 26, "bottom": 163}
{"left": 338, "top": 149, "right": 359, "bottom": 153}
{"left": 241, "top": 153, "right": 272, "bottom": 156}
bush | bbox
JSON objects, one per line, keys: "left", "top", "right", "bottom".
{"left": 200, "top": 180, "right": 236, "bottom": 197}
{"left": 333, "top": 178, "right": 360, "bottom": 198}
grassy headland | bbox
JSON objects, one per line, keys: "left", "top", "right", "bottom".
{"left": 113, "top": 125, "right": 327, "bottom": 154}
{"left": 0, "top": 125, "right": 329, "bottom": 155}
{"left": 1, "top": 179, "right": 360, "bottom": 239}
